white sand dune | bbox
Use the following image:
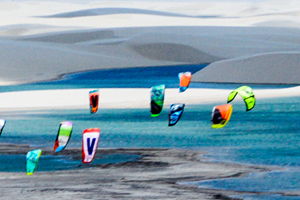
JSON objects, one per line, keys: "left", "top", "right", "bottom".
{"left": 43, "top": 7, "right": 199, "bottom": 19}
{"left": 0, "top": 25, "right": 299, "bottom": 85}
{"left": 192, "top": 52, "right": 300, "bottom": 84}
{"left": 0, "top": 1, "right": 299, "bottom": 85}
{"left": 1, "top": 0, "right": 299, "bottom": 30}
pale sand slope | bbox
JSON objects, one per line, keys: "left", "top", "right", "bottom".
{"left": 0, "top": 87, "right": 299, "bottom": 111}
{"left": 0, "top": 144, "right": 274, "bottom": 200}
{"left": 0, "top": 1, "right": 299, "bottom": 84}
{"left": 0, "top": 0, "right": 300, "bottom": 33}
{"left": 192, "top": 52, "right": 300, "bottom": 84}
{"left": 1, "top": 26, "right": 300, "bottom": 85}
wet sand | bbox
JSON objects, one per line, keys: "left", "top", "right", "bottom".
{"left": 0, "top": 144, "right": 272, "bottom": 200}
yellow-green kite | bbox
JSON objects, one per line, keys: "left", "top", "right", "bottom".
{"left": 227, "top": 86, "right": 255, "bottom": 111}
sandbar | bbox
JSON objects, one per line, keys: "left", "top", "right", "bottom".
{"left": 0, "top": 144, "right": 274, "bottom": 200}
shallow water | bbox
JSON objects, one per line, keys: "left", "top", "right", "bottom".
{"left": 198, "top": 170, "right": 300, "bottom": 192}
{"left": 0, "top": 153, "right": 140, "bottom": 172}
{"left": 0, "top": 64, "right": 207, "bottom": 92}
{"left": 0, "top": 65, "right": 300, "bottom": 199}
{"left": 232, "top": 194, "right": 300, "bottom": 200}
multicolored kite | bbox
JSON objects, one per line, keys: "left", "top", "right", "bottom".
{"left": 89, "top": 90, "right": 99, "bottom": 114}
{"left": 211, "top": 104, "right": 233, "bottom": 129}
{"left": 150, "top": 84, "right": 165, "bottom": 117}
{"left": 54, "top": 121, "right": 73, "bottom": 153}
{"left": 82, "top": 128, "right": 100, "bottom": 163}
{"left": 178, "top": 72, "right": 191, "bottom": 92}
{"left": 168, "top": 103, "right": 185, "bottom": 126}
{"left": 0, "top": 119, "right": 6, "bottom": 136}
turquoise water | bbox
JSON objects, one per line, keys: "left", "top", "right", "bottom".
{"left": 0, "top": 65, "right": 300, "bottom": 199}
{"left": 0, "top": 154, "right": 140, "bottom": 172}
{"left": 0, "top": 64, "right": 207, "bottom": 92}
{"left": 0, "top": 64, "right": 293, "bottom": 93}
{"left": 233, "top": 194, "right": 300, "bottom": 200}
{"left": 2, "top": 97, "right": 300, "bottom": 199}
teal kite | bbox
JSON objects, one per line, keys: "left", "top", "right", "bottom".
{"left": 150, "top": 84, "right": 165, "bottom": 117}
{"left": 26, "top": 149, "right": 42, "bottom": 175}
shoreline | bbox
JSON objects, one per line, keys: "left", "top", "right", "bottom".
{"left": 0, "top": 86, "right": 299, "bottom": 111}
{"left": 0, "top": 143, "right": 273, "bottom": 200}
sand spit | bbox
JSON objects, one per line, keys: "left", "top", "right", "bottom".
{"left": 0, "top": 88, "right": 223, "bottom": 111}
{"left": 1, "top": 87, "right": 300, "bottom": 111}
{"left": 0, "top": 144, "right": 272, "bottom": 200}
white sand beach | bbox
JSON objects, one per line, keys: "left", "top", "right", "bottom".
{"left": 1, "top": 86, "right": 300, "bottom": 111}
{"left": 0, "top": 0, "right": 300, "bottom": 199}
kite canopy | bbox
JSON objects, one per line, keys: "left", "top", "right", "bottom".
{"left": 89, "top": 89, "right": 99, "bottom": 114}
{"left": 227, "top": 86, "right": 255, "bottom": 111}
{"left": 82, "top": 128, "right": 100, "bottom": 163}
{"left": 26, "top": 149, "right": 42, "bottom": 175}
{"left": 169, "top": 103, "right": 185, "bottom": 126}
{"left": 211, "top": 104, "right": 233, "bottom": 129}
{"left": 178, "top": 72, "right": 192, "bottom": 92}
{"left": 0, "top": 119, "right": 6, "bottom": 136}
{"left": 54, "top": 121, "right": 73, "bottom": 153}
{"left": 150, "top": 84, "right": 165, "bottom": 117}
